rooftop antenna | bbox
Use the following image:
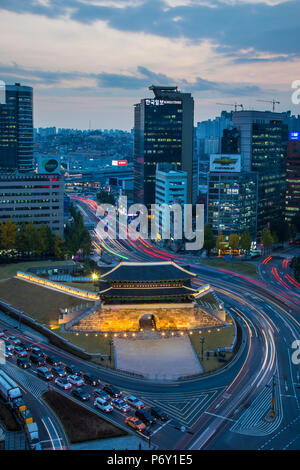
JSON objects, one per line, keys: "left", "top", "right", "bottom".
{"left": 216, "top": 103, "right": 244, "bottom": 112}
{"left": 257, "top": 99, "right": 280, "bottom": 112}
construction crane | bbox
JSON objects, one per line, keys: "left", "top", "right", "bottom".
{"left": 216, "top": 103, "right": 244, "bottom": 112}
{"left": 257, "top": 99, "right": 280, "bottom": 112}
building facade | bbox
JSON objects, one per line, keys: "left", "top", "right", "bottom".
{"left": 285, "top": 134, "right": 300, "bottom": 223}
{"left": 232, "top": 110, "right": 288, "bottom": 232}
{"left": 134, "top": 86, "right": 195, "bottom": 206}
{"left": 206, "top": 154, "right": 258, "bottom": 238}
{"left": 0, "top": 173, "right": 64, "bottom": 236}
{"left": 0, "top": 83, "right": 33, "bottom": 173}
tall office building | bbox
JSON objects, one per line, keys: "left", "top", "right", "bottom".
{"left": 232, "top": 111, "right": 288, "bottom": 233}
{"left": 134, "top": 85, "right": 195, "bottom": 206}
{"left": 285, "top": 132, "right": 300, "bottom": 223}
{"left": 0, "top": 83, "right": 33, "bottom": 172}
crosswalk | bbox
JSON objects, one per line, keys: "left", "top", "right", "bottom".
{"left": 230, "top": 381, "right": 282, "bottom": 436}
{"left": 2, "top": 362, "right": 48, "bottom": 398}
{"left": 121, "top": 387, "right": 225, "bottom": 428}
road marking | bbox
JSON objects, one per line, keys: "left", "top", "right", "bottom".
{"left": 204, "top": 412, "right": 235, "bottom": 422}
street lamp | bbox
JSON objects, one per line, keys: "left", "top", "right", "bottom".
{"left": 91, "top": 272, "right": 99, "bottom": 291}
{"left": 200, "top": 337, "right": 205, "bottom": 361}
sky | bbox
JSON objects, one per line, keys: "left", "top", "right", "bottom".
{"left": 0, "top": 0, "right": 299, "bottom": 129}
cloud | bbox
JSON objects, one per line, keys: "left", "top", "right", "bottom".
{"left": 0, "top": 0, "right": 299, "bottom": 59}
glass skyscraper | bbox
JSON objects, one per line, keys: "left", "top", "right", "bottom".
{"left": 0, "top": 83, "right": 33, "bottom": 172}
{"left": 133, "top": 86, "right": 195, "bottom": 207}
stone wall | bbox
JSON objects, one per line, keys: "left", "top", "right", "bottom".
{"left": 71, "top": 304, "right": 223, "bottom": 332}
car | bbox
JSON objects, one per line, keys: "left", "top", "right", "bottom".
{"left": 30, "top": 353, "right": 46, "bottom": 366}
{"left": 125, "top": 416, "right": 146, "bottom": 432}
{"left": 72, "top": 388, "right": 90, "bottom": 401}
{"left": 94, "top": 389, "right": 110, "bottom": 401}
{"left": 135, "top": 408, "right": 156, "bottom": 426}
{"left": 8, "top": 336, "right": 21, "bottom": 345}
{"left": 102, "top": 384, "right": 122, "bottom": 398}
{"left": 30, "top": 346, "right": 45, "bottom": 357}
{"left": 55, "top": 377, "right": 72, "bottom": 390}
{"left": 0, "top": 330, "right": 5, "bottom": 338}
{"left": 65, "top": 364, "right": 81, "bottom": 376}
{"left": 46, "top": 356, "right": 60, "bottom": 366}
{"left": 111, "top": 398, "right": 131, "bottom": 413}
{"left": 150, "top": 407, "right": 168, "bottom": 421}
{"left": 14, "top": 346, "right": 27, "bottom": 357}
{"left": 37, "top": 367, "right": 53, "bottom": 381}
{"left": 124, "top": 395, "right": 144, "bottom": 409}
{"left": 82, "top": 373, "right": 99, "bottom": 386}
{"left": 5, "top": 342, "right": 14, "bottom": 352}
{"left": 4, "top": 349, "right": 13, "bottom": 358}
{"left": 94, "top": 397, "right": 113, "bottom": 412}
{"left": 17, "top": 358, "right": 31, "bottom": 369}
{"left": 18, "top": 342, "right": 32, "bottom": 351}
{"left": 67, "top": 374, "right": 84, "bottom": 386}
{"left": 51, "top": 366, "right": 66, "bottom": 377}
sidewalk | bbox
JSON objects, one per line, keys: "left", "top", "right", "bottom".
{"left": 0, "top": 310, "right": 49, "bottom": 344}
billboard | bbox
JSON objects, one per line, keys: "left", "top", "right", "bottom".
{"left": 289, "top": 131, "right": 300, "bottom": 141}
{"left": 38, "top": 156, "right": 60, "bottom": 174}
{"left": 112, "top": 160, "right": 127, "bottom": 166}
{"left": 210, "top": 154, "right": 241, "bottom": 172}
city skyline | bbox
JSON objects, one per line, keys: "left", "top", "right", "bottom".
{"left": 0, "top": 0, "right": 300, "bottom": 129}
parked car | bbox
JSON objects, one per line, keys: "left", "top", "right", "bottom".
{"left": 82, "top": 373, "right": 99, "bottom": 386}
{"left": 102, "top": 384, "right": 122, "bottom": 398}
{"left": 46, "top": 356, "right": 60, "bottom": 366}
{"left": 8, "top": 336, "right": 21, "bottom": 345}
{"left": 30, "top": 346, "right": 44, "bottom": 357}
{"left": 5, "top": 342, "right": 14, "bottom": 352}
{"left": 67, "top": 374, "right": 84, "bottom": 386}
{"left": 55, "top": 377, "right": 72, "bottom": 390}
{"left": 17, "top": 358, "right": 31, "bottom": 369}
{"left": 72, "top": 388, "right": 90, "bottom": 401}
{"left": 124, "top": 395, "right": 144, "bottom": 409}
{"left": 4, "top": 349, "right": 13, "bottom": 358}
{"left": 111, "top": 398, "right": 131, "bottom": 413}
{"left": 30, "top": 353, "right": 45, "bottom": 366}
{"left": 150, "top": 407, "right": 168, "bottom": 421}
{"left": 51, "top": 366, "right": 66, "bottom": 377}
{"left": 94, "top": 397, "right": 113, "bottom": 412}
{"left": 18, "top": 342, "right": 32, "bottom": 351}
{"left": 94, "top": 389, "right": 110, "bottom": 401}
{"left": 135, "top": 408, "right": 156, "bottom": 426}
{"left": 37, "top": 367, "right": 53, "bottom": 381}
{"left": 0, "top": 329, "right": 5, "bottom": 338}
{"left": 125, "top": 416, "right": 146, "bottom": 432}
{"left": 14, "top": 346, "right": 27, "bottom": 358}
{"left": 65, "top": 365, "right": 81, "bottom": 376}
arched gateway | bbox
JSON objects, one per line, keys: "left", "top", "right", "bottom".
{"left": 139, "top": 314, "right": 156, "bottom": 330}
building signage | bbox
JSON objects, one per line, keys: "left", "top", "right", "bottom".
{"left": 38, "top": 156, "right": 60, "bottom": 174}
{"left": 209, "top": 154, "right": 241, "bottom": 172}
{"left": 145, "top": 99, "right": 181, "bottom": 106}
{"left": 112, "top": 160, "right": 128, "bottom": 166}
{"left": 289, "top": 131, "right": 300, "bottom": 141}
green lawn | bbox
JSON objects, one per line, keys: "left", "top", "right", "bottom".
{"left": 200, "top": 259, "right": 258, "bottom": 278}
{"left": 0, "top": 260, "right": 74, "bottom": 280}
{"left": 0, "top": 278, "right": 93, "bottom": 325}
{"left": 57, "top": 330, "right": 115, "bottom": 368}
{"left": 189, "top": 316, "right": 236, "bottom": 373}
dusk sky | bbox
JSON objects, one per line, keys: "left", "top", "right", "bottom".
{"left": 0, "top": 0, "right": 299, "bottom": 129}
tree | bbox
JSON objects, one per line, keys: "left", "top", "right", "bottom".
{"left": 240, "top": 229, "right": 252, "bottom": 255}
{"left": 261, "top": 229, "right": 273, "bottom": 254}
{"left": 203, "top": 224, "right": 215, "bottom": 257}
{"left": 292, "top": 212, "right": 300, "bottom": 234}
{"left": 96, "top": 190, "right": 115, "bottom": 205}
{"left": 216, "top": 232, "right": 225, "bottom": 251}
{"left": 0, "top": 219, "right": 17, "bottom": 250}
{"left": 270, "top": 218, "right": 290, "bottom": 246}
{"left": 229, "top": 233, "right": 239, "bottom": 253}
{"left": 54, "top": 232, "right": 65, "bottom": 259}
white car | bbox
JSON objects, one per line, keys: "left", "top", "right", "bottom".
{"left": 55, "top": 377, "right": 72, "bottom": 390}
{"left": 124, "top": 395, "right": 144, "bottom": 409}
{"left": 111, "top": 398, "right": 131, "bottom": 413}
{"left": 94, "top": 397, "right": 113, "bottom": 413}
{"left": 67, "top": 374, "right": 84, "bottom": 386}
